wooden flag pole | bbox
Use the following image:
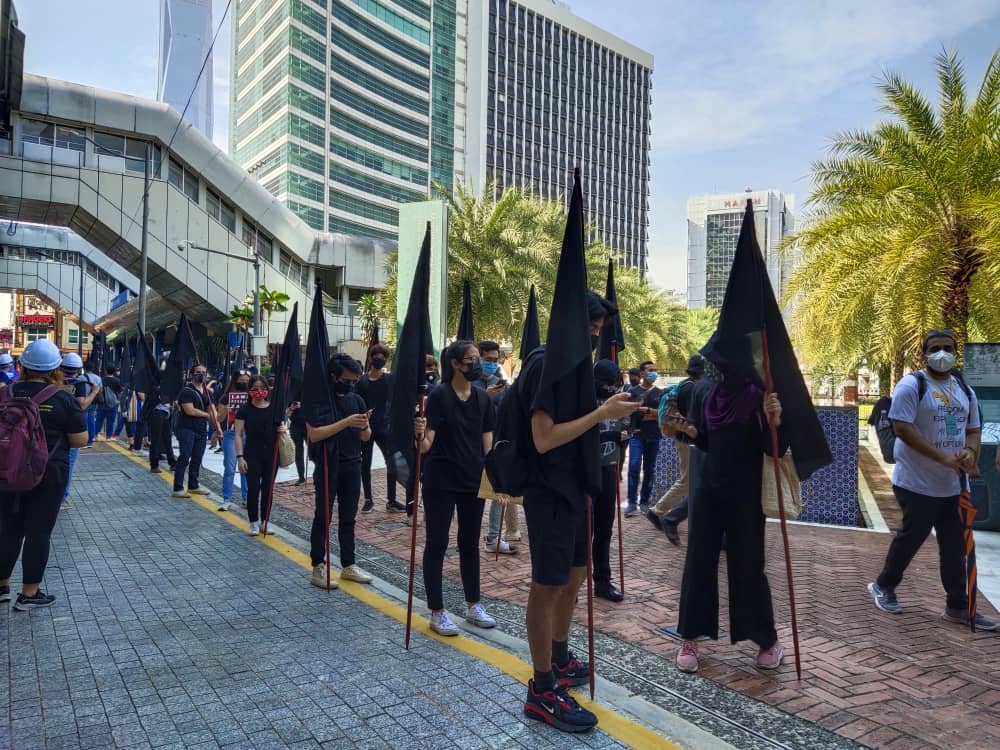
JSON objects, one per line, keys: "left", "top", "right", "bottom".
{"left": 323, "top": 449, "right": 332, "bottom": 592}
{"left": 585, "top": 495, "right": 596, "bottom": 699}
{"left": 759, "top": 326, "right": 802, "bottom": 680}
{"left": 405, "top": 389, "right": 427, "bottom": 650}
{"left": 611, "top": 341, "right": 625, "bottom": 594}
{"left": 261, "top": 369, "right": 290, "bottom": 537}
{"left": 495, "top": 501, "right": 504, "bottom": 562}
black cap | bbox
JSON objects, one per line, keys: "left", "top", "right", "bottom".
{"left": 686, "top": 355, "right": 705, "bottom": 376}
{"left": 628, "top": 367, "right": 641, "bottom": 377}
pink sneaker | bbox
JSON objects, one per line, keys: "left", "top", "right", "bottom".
{"left": 755, "top": 641, "right": 784, "bottom": 670}
{"left": 676, "top": 640, "right": 699, "bottom": 673}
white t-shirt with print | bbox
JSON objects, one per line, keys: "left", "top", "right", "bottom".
{"left": 889, "top": 371, "right": 980, "bottom": 498}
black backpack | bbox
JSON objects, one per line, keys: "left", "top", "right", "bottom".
{"left": 485, "top": 350, "right": 542, "bottom": 496}
{"left": 876, "top": 370, "right": 974, "bottom": 464}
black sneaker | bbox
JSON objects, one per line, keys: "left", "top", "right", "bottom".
{"left": 552, "top": 653, "right": 590, "bottom": 687}
{"left": 645, "top": 509, "right": 662, "bottom": 531}
{"left": 868, "top": 582, "right": 901, "bottom": 614}
{"left": 362, "top": 499, "right": 374, "bottom": 513}
{"left": 386, "top": 499, "right": 406, "bottom": 513}
{"left": 663, "top": 521, "right": 680, "bottom": 546}
{"left": 943, "top": 608, "right": 1000, "bottom": 631}
{"left": 595, "top": 583, "right": 624, "bottom": 603}
{"left": 523, "top": 680, "right": 597, "bottom": 733}
{"left": 14, "top": 591, "right": 56, "bottom": 611}
{"left": 0, "top": 585, "right": 10, "bottom": 603}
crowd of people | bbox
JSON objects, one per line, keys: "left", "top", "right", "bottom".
{"left": 1, "top": 315, "right": 995, "bottom": 736}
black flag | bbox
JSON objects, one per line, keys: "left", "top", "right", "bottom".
{"left": 161, "top": 313, "right": 197, "bottom": 403}
{"left": 132, "top": 327, "right": 160, "bottom": 396}
{"left": 388, "top": 222, "right": 435, "bottom": 487}
{"left": 301, "top": 281, "right": 333, "bottom": 427}
{"left": 120, "top": 336, "right": 133, "bottom": 390}
{"left": 597, "top": 259, "right": 625, "bottom": 364}
{"left": 701, "top": 199, "right": 832, "bottom": 480}
{"left": 457, "top": 279, "right": 475, "bottom": 341}
{"left": 271, "top": 303, "right": 302, "bottom": 428}
{"left": 519, "top": 284, "right": 541, "bottom": 362}
{"left": 537, "top": 169, "right": 601, "bottom": 497}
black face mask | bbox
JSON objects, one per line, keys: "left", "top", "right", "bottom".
{"left": 591, "top": 335, "right": 600, "bottom": 352}
{"left": 596, "top": 384, "right": 618, "bottom": 398}
{"left": 371, "top": 356, "right": 386, "bottom": 369}
{"left": 333, "top": 379, "right": 355, "bottom": 395}
{"left": 193, "top": 373, "right": 206, "bottom": 383}
{"left": 462, "top": 364, "right": 483, "bottom": 382}
{"left": 235, "top": 381, "right": 249, "bottom": 391}
{"left": 426, "top": 370, "right": 438, "bottom": 384}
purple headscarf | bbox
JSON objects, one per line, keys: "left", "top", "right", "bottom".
{"left": 702, "top": 333, "right": 764, "bottom": 431}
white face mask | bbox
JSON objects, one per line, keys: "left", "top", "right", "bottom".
{"left": 926, "top": 350, "right": 956, "bottom": 373}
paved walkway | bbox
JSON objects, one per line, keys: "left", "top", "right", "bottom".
{"left": 266, "top": 463, "right": 1000, "bottom": 750}
{"left": 1, "top": 448, "right": 681, "bottom": 750}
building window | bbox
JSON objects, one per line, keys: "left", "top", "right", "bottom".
{"left": 168, "top": 157, "right": 200, "bottom": 202}
{"left": 25, "top": 327, "right": 50, "bottom": 343}
{"left": 207, "top": 190, "right": 237, "bottom": 232}
{"left": 68, "top": 328, "right": 89, "bottom": 345}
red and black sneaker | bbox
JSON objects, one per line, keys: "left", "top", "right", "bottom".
{"left": 552, "top": 653, "right": 590, "bottom": 688}
{"left": 523, "top": 679, "right": 597, "bottom": 733}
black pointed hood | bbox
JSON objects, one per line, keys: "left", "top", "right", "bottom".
{"left": 519, "top": 284, "right": 541, "bottom": 362}
{"left": 457, "top": 279, "right": 475, "bottom": 341}
{"left": 597, "top": 259, "right": 625, "bottom": 363}
{"left": 301, "top": 281, "right": 333, "bottom": 426}
{"left": 271, "top": 303, "right": 302, "bottom": 427}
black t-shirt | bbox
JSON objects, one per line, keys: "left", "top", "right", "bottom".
{"left": 10, "top": 381, "right": 86, "bottom": 468}
{"left": 177, "top": 385, "right": 210, "bottom": 432}
{"left": 71, "top": 377, "right": 90, "bottom": 400}
{"left": 421, "top": 383, "right": 495, "bottom": 493}
{"left": 333, "top": 392, "right": 367, "bottom": 465}
{"left": 629, "top": 384, "right": 663, "bottom": 439}
{"left": 235, "top": 402, "right": 275, "bottom": 460}
{"left": 357, "top": 372, "right": 392, "bottom": 434}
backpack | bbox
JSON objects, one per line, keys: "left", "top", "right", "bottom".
{"left": 0, "top": 384, "right": 62, "bottom": 493}
{"left": 485, "top": 350, "right": 542, "bottom": 496}
{"left": 103, "top": 381, "right": 119, "bottom": 412}
{"left": 876, "top": 370, "right": 974, "bottom": 464}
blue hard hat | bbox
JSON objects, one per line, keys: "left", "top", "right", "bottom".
{"left": 20, "top": 340, "right": 63, "bottom": 372}
{"left": 61, "top": 352, "right": 84, "bottom": 370}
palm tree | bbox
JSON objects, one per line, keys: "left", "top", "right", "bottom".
{"left": 357, "top": 293, "right": 381, "bottom": 348}
{"left": 785, "top": 50, "right": 1000, "bottom": 379}
{"left": 228, "top": 303, "right": 254, "bottom": 337}
{"left": 257, "top": 285, "right": 290, "bottom": 339}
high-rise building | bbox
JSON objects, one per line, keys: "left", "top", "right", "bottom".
{"left": 464, "top": 0, "right": 653, "bottom": 272}
{"left": 686, "top": 190, "right": 796, "bottom": 310}
{"left": 230, "top": 0, "right": 458, "bottom": 239}
{"left": 158, "top": 0, "right": 214, "bottom": 140}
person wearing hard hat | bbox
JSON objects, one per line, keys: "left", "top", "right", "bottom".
{"left": 0, "top": 340, "right": 88, "bottom": 610}
{"left": 60, "top": 353, "right": 100, "bottom": 507}
{"left": 0, "top": 352, "right": 16, "bottom": 387}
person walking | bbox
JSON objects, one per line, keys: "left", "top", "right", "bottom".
{"left": 625, "top": 362, "right": 663, "bottom": 516}
{"left": 98, "top": 365, "right": 123, "bottom": 439}
{"left": 146, "top": 385, "right": 176, "bottom": 474}
{"left": 82, "top": 360, "right": 103, "bottom": 446}
{"left": 217, "top": 372, "right": 250, "bottom": 510}
{"left": 307, "top": 355, "right": 374, "bottom": 588}
{"left": 674, "top": 334, "right": 786, "bottom": 674}
{"left": 648, "top": 355, "right": 704, "bottom": 544}
{"left": 173, "top": 364, "right": 217, "bottom": 498}
{"left": 0, "top": 340, "right": 88, "bottom": 610}
{"left": 235, "top": 376, "right": 282, "bottom": 536}
{"left": 868, "top": 330, "right": 997, "bottom": 630}
{"left": 413, "top": 341, "right": 498, "bottom": 636}
{"left": 357, "top": 344, "right": 403, "bottom": 513}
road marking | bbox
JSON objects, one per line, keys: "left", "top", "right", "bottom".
{"left": 107, "top": 441, "right": 680, "bottom": 750}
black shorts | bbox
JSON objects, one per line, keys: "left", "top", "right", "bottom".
{"left": 523, "top": 486, "right": 588, "bottom": 586}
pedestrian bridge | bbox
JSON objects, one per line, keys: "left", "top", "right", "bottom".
{"left": 0, "top": 74, "right": 394, "bottom": 344}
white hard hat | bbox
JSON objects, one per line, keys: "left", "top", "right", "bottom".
{"left": 20, "top": 340, "right": 63, "bottom": 372}
{"left": 0, "top": 353, "right": 13, "bottom": 366}
{"left": 61, "top": 352, "right": 84, "bottom": 370}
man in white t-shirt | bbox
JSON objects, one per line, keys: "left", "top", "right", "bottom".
{"left": 868, "top": 329, "right": 997, "bottom": 630}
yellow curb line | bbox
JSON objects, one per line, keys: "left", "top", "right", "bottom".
{"left": 109, "top": 441, "right": 678, "bottom": 749}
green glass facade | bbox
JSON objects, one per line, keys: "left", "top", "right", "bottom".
{"left": 231, "top": 0, "right": 448, "bottom": 239}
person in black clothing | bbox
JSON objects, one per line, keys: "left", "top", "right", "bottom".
{"left": 0, "top": 340, "right": 88, "bottom": 611}
{"left": 357, "top": 343, "right": 402, "bottom": 513}
{"left": 287, "top": 392, "right": 308, "bottom": 486}
{"left": 306, "top": 354, "right": 374, "bottom": 589}
{"left": 592, "top": 360, "right": 630, "bottom": 602}
{"left": 146, "top": 385, "right": 176, "bottom": 474}
{"left": 99, "top": 366, "right": 123, "bottom": 439}
{"left": 413, "top": 341, "right": 498, "bottom": 636}
{"left": 625, "top": 363, "right": 663, "bottom": 516}
{"left": 173, "top": 364, "right": 219, "bottom": 497}
{"left": 626, "top": 367, "right": 641, "bottom": 389}
{"left": 675, "top": 334, "right": 786, "bottom": 674}
{"left": 235, "top": 376, "right": 281, "bottom": 536}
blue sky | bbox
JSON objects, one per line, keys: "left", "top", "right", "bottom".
{"left": 15, "top": 1, "right": 1000, "bottom": 292}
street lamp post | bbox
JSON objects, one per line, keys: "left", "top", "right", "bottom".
{"left": 77, "top": 257, "right": 84, "bottom": 356}
{"left": 138, "top": 142, "right": 151, "bottom": 333}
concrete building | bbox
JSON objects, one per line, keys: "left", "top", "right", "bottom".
{"left": 158, "top": 0, "right": 214, "bottom": 140}
{"left": 465, "top": 0, "right": 653, "bottom": 272}
{"left": 686, "top": 190, "right": 796, "bottom": 310}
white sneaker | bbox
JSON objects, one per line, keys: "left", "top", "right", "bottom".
{"left": 465, "top": 603, "right": 496, "bottom": 629}
{"left": 311, "top": 563, "right": 338, "bottom": 589}
{"left": 340, "top": 564, "right": 373, "bottom": 584}
{"left": 217, "top": 501, "right": 231, "bottom": 512}
{"left": 248, "top": 522, "right": 260, "bottom": 536}
{"left": 483, "top": 537, "right": 517, "bottom": 555}
{"left": 135, "top": 449, "right": 149, "bottom": 458}
{"left": 429, "top": 610, "right": 460, "bottom": 636}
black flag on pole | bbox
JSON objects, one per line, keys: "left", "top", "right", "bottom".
{"left": 301, "top": 281, "right": 333, "bottom": 427}
{"left": 519, "top": 284, "right": 541, "bottom": 362}
{"left": 597, "top": 259, "right": 625, "bottom": 364}
{"left": 160, "top": 313, "right": 197, "bottom": 403}
{"left": 271, "top": 303, "right": 302, "bottom": 428}
{"left": 457, "top": 279, "right": 475, "bottom": 341}
{"left": 387, "top": 222, "right": 435, "bottom": 488}
{"left": 132, "top": 327, "right": 160, "bottom": 396}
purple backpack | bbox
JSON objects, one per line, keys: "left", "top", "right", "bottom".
{"left": 0, "top": 384, "right": 61, "bottom": 493}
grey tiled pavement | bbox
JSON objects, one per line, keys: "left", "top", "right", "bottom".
{"left": 0, "top": 453, "right": 631, "bottom": 750}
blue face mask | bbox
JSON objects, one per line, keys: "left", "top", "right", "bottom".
{"left": 0, "top": 369, "right": 15, "bottom": 384}
{"left": 646, "top": 371, "right": 658, "bottom": 383}
{"left": 482, "top": 362, "right": 499, "bottom": 377}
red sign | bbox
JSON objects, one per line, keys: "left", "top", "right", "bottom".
{"left": 0, "top": 328, "right": 11, "bottom": 344}
{"left": 18, "top": 315, "right": 54, "bottom": 325}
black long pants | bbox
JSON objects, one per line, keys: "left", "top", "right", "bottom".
{"left": 147, "top": 410, "right": 175, "bottom": 470}
{"left": 290, "top": 422, "right": 307, "bottom": 482}
{"left": 593, "top": 466, "right": 618, "bottom": 586}
{"left": 877, "top": 486, "right": 968, "bottom": 610}
{"left": 130, "top": 419, "right": 145, "bottom": 451}
{"left": 422, "top": 489, "right": 484, "bottom": 611}
{"left": 310, "top": 459, "right": 362, "bottom": 568}
{"left": 361, "top": 431, "right": 397, "bottom": 502}
{"left": 678, "top": 480, "right": 777, "bottom": 649}
{"left": 244, "top": 454, "right": 277, "bottom": 524}
{"left": 0, "top": 467, "right": 67, "bottom": 586}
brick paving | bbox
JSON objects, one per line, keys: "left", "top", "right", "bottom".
{"left": 270, "top": 466, "right": 1000, "bottom": 750}
{"left": 1, "top": 451, "right": 634, "bottom": 750}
